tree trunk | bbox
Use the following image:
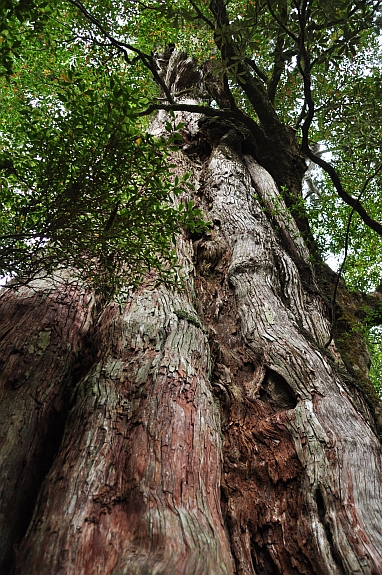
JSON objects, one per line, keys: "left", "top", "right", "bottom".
{"left": 1, "top": 54, "right": 382, "bottom": 575}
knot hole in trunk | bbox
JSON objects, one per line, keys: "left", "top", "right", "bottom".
{"left": 259, "top": 369, "right": 297, "bottom": 412}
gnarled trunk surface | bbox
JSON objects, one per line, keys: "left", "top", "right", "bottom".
{"left": 1, "top": 53, "right": 382, "bottom": 575}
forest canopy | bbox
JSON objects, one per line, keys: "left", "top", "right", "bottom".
{"left": 1, "top": 0, "right": 382, "bottom": 290}
{"left": 1, "top": 1, "right": 382, "bottom": 311}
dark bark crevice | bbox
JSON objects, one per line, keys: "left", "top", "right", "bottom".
{"left": 0, "top": 285, "right": 95, "bottom": 575}
{"left": 6, "top": 382, "right": 74, "bottom": 575}
{"left": 250, "top": 534, "right": 282, "bottom": 575}
{"left": 259, "top": 369, "right": 297, "bottom": 413}
{"left": 314, "top": 487, "right": 346, "bottom": 575}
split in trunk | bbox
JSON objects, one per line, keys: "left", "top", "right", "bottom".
{"left": 1, "top": 52, "right": 382, "bottom": 575}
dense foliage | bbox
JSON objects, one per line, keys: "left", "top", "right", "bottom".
{"left": 0, "top": 1, "right": 207, "bottom": 295}
{"left": 1, "top": 0, "right": 382, "bottom": 386}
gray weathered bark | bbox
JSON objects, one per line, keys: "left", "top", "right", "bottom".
{"left": 1, "top": 52, "right": 382, "bottom": 575}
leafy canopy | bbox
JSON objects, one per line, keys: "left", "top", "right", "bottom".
{"left": 1, "top": 0, "right": 382, "bottom": 297}
{"left": 0, "top": 1, "right": 207, "bottom": 296}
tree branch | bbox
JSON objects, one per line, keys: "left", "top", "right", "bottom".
{"left": 137, "top": 101, "right": 262, "bottom": 137}
{"left": 67, "top": 0, "right": 175, "bottom": 104}
{"left": 209, "top": 0, "right": 280, "bottom": 132}
{"left": 265, "top": 0, "right": 298, "bottom": 43}
{"left": 268, "top": 26, "right": 286, "bottom": 103}
{"left": 189, "top": 0, "right": 215, "bottom": 29}
{"left": 223, "top": 72, "right": 238, "bottom": 111}
{"left": 245, "top": 57, "right": 268, "bottom": 84}
{"left": 295, "top": 0, "right": 382, "bottom": 238}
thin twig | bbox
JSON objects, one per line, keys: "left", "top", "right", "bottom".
{"left": 325, "top": 162, "right": 382, "bottom": 347}
{"left": 67, "top": 0, "right": 175, "bottom": 103}
{"left": 189, "top": 0, "right": 215, "bottom": 29}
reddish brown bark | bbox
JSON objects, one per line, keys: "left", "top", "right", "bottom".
{"left": 1, "top": 53, "right": 382, "bottom": 575}
{"left": 11, "top": 290, "right": 232, "bottom": 574}
{"left": 0, "top": 281, "right": 94, "bottom": 574}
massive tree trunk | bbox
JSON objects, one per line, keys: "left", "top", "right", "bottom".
{"left": 1, "top": 53, "right": 382, "bottom": 575}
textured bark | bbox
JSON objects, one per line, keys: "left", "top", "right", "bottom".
{"left": 195, "top": 140, "right": 382, "bottom": 575}
{"left": 1, "top": 54, "right": 382, "bottom": 575}
{"left": 12, "top": 282, "right": 232, "bottom": 575}
{"left": 0, "top": 281, "right": 94, "bottom": 574}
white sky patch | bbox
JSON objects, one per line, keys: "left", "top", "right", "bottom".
{"left": 0, "top": 275, "right": 12, "bottom": 287}
{"left": 325, "top": 253, "right": 342, "bottom": 273}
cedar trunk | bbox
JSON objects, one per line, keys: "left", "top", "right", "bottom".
{"left": 1, "top": 55, "right": 382, "bottom": 575}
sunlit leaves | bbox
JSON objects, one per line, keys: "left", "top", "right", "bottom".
{"left": 1, "top": 0, "right": 382, "bottom": 301}
{"left": 0, "top": 12, "right": 208, "bottom": 296}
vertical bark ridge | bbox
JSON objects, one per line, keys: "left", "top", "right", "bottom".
{"left": 0, "top": 282, "right": 94, "bottom": 575}
{"left": 13, "top": 286, "right": 233, "bottom": 575}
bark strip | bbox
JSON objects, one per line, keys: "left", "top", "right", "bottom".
{"left": 13, "top": 287, "right": 233, "bottom": 575}
{"left": 0, "top": 281, "right": 94, "bottom": 574}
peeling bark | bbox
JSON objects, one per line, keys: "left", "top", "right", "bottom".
{"left": 0, "top": 282, "right": 94, "bottom": 574}
{"left": 1, "top": 53, "right": 382, "bottom": 575}
{"left": 13, "top": 287, "right": 233, "bottom": 575}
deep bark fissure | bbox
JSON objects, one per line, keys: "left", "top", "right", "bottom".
{"left": 1, "top": 53, "right": 382, "bottom": 575}
{"left": 0, "top": 283, "right": 96, "bottom": 575}
{"left": 314, "top": 487, "right": 346, "bottom": 575}
{"left": 259, "top": 369, "right": 297, "bottom": 413}
{"left": 250, "top": 533, "right": 283, "bottom": 575}
{"left": 3, "top": 399, "right": 69, "bottom": 574}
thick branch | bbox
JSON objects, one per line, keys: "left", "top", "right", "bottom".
{"left": 209, "top": 0, "right": 280, "bottom": 133}
{"left": 296, "top": 2, "right": 382, "bottom": 238}
{"left": 189, "top": 0, "right": 215, "bottom": 29}
{"left": 267, "top": 32, "right": 286, "bottom": 103}
{"left": 245, "top": 57, "right": 268, "bottom": 84}
{"left": 267, "top": 1, "right": 289, "bottom": 102}
{"left": 138, "top": 101, "right": 263, "bottom": 138}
